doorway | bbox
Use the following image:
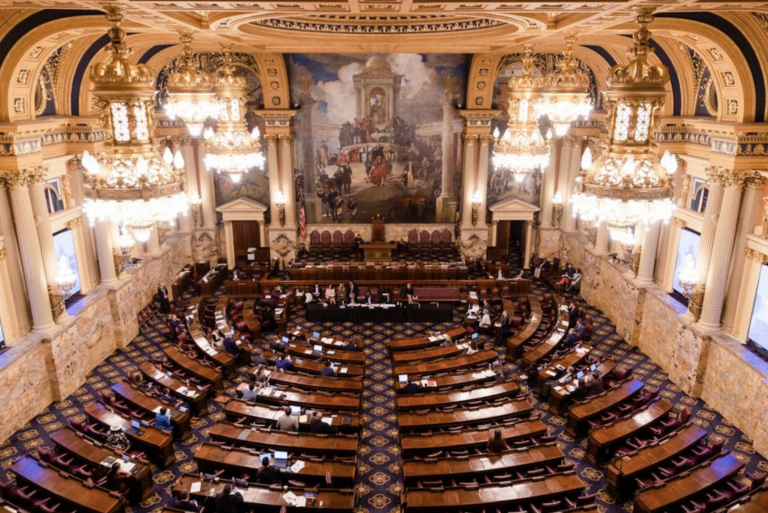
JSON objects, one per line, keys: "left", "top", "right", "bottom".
{"left": 509, "top": 221, "right": 524, "bottom": 258}
{"left": 233, "top": 220, "right": 260, "bottom": 267}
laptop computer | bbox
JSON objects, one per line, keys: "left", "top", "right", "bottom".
{"left": 471, "top": 332, "right": 479, "bottom": 340}
{"left": 313, "top": 345, "right": 323, "bottom": 353}
{"left": 313, "top": 331, "right": 320, "bottom": 340}
{"left": 290, "top": 405, "right": 301, "bottom": 416}
{"left": 576, "top": 370, "right": 585, "bottom": 380}
{"left": 590, "top": 363, "right": 598, "bottom": 372}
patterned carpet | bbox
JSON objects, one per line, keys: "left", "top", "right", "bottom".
{"left": 1, "top": 275, "right": 766, "bottom": 513}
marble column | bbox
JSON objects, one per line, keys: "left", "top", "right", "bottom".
{"left": 223, "top": 220, "right": 235, "bottom": 269}
{"left": 437, "top": 78, "right": 458, "bottom": 223}
{"left": 28, "top": 170, "right": 68, "bottom": 321}
{"left": 0, "top": 246, "right": 19, "bottom": 340}
{"left": 145, "top": 225, "right": 162, "bottom": 256}
{"left": 266, "top": 134, "right": 281, "bottom": 227}
{"left": 523, "top": 220, "right": 533, "bottom": 269}
{"left": 2, "top": 170, "right": 57, "bottom": 333}
{"left": 594, "top": 223, "right": 610, "bottom": 255}
{"left": 562, "top": 139, "right": 581, "bottom": 232}
{"left": 636, "top": 222, "right": 661, "bottom": 285}
{"left": 474, "top": 135, "right": 491, "bottom": 224}
{"left": 279, "top": 134, "right": 298, "bottom": 228}
{"left": 196, "top": 140, "right": 217, "bottom": 229}
{"left": 67, "top": 157, "right": 100, "bottom": 285}
{"left": 696, "top": 175, "right": 744, "bottom": 331}
{"left": 93, "top": 219, "right": 119, "bottom": 286}
{"left": 0, "top": 185, "right": 30, "bottom": 333}
{"left": 460, "top": 134, "right": 479, "bottom": 229}
{"left": 722, "top": 172, "right": 765, "bottom": 332}
{"left": 540, "top": 140, "right": 559, "bottom": 227}
{"left": 685, "top": 167, "right": 726, "bottom": 319}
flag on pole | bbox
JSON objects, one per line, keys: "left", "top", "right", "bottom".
{"left": 299, "top": 205, "right": 306, "bottom": 240}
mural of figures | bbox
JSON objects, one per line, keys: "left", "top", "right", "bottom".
{"left": 289, "top": 54, "right": 468, "bottom": 224}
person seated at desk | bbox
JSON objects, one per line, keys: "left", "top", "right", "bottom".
{"left": 231, "top": 269, "right": 241, "bottom": 281}
{"left": 269, "top": 285, "right": 284, "bottom": 308}
{"left": 337, "top": 283, "right": 347, "bottom": 303}
{"left": 276, "top": 354, "right": 294, "bottom": 371}
{"left": 512, "top": 269, "right": 525, "bottom": 280}
{"left": 310, "top": 412, "right": 338, "bottom": 434}
{"left": 311, "top": 283, "right": 322, "bottom": 299}
{"left": 155, "top": 406, "right": 172, "bottom": 432}
{"left": 496, "top": 268, "right": 504, "bottom": 280}
{"left": 131, "top": 372, "right": 152, "bottom": 393}
{"left": 103, "top": 461, "right": 132, "bottom": 494}
{"left": 268, "top": 335, "right": 286, "bottom": 353}
{"left": 567, "top": 269, "right": 582, "bottom": 292}
{"left": 585, "top": 371, "right": 604, "bottom": 396}
{"left": 168, "top": 490, "right": 200, "bottom": 512}
{"left": 325, "top": 285, "right": 337, "bottom": 305}
{"left": 208, "top": 327, "right": 224, "bottom": 344}
{"left": 401, "top": 381, "right": 423, "bottom": 394}
{"left": 541, "top": 366, "right": 575, "bottom": 399}
{"left": 276, "top": 406, "right": 298, "bottom": 432}
{"left": 465, "top": 340, "right": 479, "bottom": 356}
{"left": 256, "top": 457, "right": 278, "bottom": 485}
{"left": 487, "top": 428, "right": 509, "bottom": 454}
{"left": 253, "top": 348, "right": 269, "bottom": 366}
{"left": 216, "top": 484, "right": 244, "bottom": 513}
{"left": 405, "top": 283, "right": 416, "bottom": 304}
{"left": 106, "top": 424, "right": 130, "bottom": 451}
{"left": 344, "top": 340, "right": 359, "bottom": 351}
{"left": 321, "top": 360, "right": 337, "bottom": 377}
{"left": 253, "top": 365, "right": 270, "bottom": 383}
{"left": 347, "top": 280, "right": 359, "bottom": 302}
{"left": 562, "top": 328, "right": 581, "bottom": 350}
{"left": 167, "top": 313, "right": 181, "bottom": 332}
{"left": 479, "top": 309, "right": 492, "bottom": 333}
{"left": 380, "top": 285, "right": 392, "bottom": 303}
{"left": 222, "top": 334, "right": 240, "bottom": 358}
{"left": 241, "top": 383, "right": 259, "bottom": 402}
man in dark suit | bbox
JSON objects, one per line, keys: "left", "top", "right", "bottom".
{"left": 568, "top": 301, "right": 580, "bottom": 330}
{"left": 167, "top": 490, "right": 200, "bottom": 511}
{"left": 215, "top": 484, "right": 243, "bottom": 513}
{"left": 348, "top": 280, "right": 359, "bottom": 302}
{"left": 310, "top": 412, "right": 338, "bottom": 434}
{"left": 222, "top": 334, "right": 239, "bottom": 358}
{"left": 157, "top": 282, "right": 170, "bottom": 313}
{"left": 585, "top": 371, "right": 605, "bottom": 396}
{"left": 573, "top": 318, "right": 586, "bottom": 339}
{"left": 561, "top": 328, "right": 581, "bottom": 350}
{"left": 320, "top": 360, "right": 337, "bottom": 377}
{"left": 496, "top": 311, "right": 510, "bottom": 347}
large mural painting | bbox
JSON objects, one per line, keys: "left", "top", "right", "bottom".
{"left": 289, "top": 54, "right": 469, "bottom": 224}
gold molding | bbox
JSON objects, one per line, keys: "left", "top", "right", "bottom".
{"left": 745, "top": 247, "right": 768, "bottom": 264}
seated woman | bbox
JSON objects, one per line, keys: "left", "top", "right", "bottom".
{"left": 566, "top": 269, "right": 582, "bottom": 292}
{"left": 337, "top": 283, "right": 347, "bottom": 304}
{"left": 405, "top": 283, "right": 416, "bottom": 304}
{"left": 325, "top": 285, "right": 337, "bottom": 305}
{"left": 465, "top": 340, "right": 479, "bottom": 356}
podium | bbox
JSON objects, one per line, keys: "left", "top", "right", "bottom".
{"left": 363, "top": 214, "right": 395, "bottom": 262}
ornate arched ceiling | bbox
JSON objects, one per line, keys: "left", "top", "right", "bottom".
{"left": 0, "top": 1, "right": 766, "bottom": 124}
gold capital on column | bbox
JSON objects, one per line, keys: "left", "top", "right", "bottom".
{"left": 478, "top": 134, "right": 494, "bottom": 145}
{"left": 278, "top": 134, "right": 295, "bottom": 145}
{"left": 705, "top": 166, "right": 730, "bottom": 187}
{"left": 742, "top": 170, "right": 765, "bottom": 190}
{"left": 462, "top": 133, "right": 479, "bottom": 145}
{"left": 265, "top": 134, "right": 280, "bottom": 146}
{"left": 21, "top": 166, "right": 47, "bottom": 185}
{"left": 672, "top": 217, "right": 686, "bottom": 228}
{"left": 66, "top": 218, "right": 83, "bottom": 229}
{"left": 745, "top": 248, "right": 768, "bottom": 264}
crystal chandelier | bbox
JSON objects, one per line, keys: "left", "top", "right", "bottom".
{"left": 204, "top": 46, "right": 265, "bottom": 183}
{"left": 81, "top": 7, "right": 190, "bottom": 244}
{"left": 571, "top": 8, "right": 677, "bottom": 241}
{"left": 164, "top": 34, "right": 218, "bottom": 137}
{"left": 492, "top": 45, "right": 550, "bottom": 183}
{"left": 55, "top": 255, "right": 77, "bottom": 298}
{"left": 541, "top": 35, "right": 593, "bottom": 137}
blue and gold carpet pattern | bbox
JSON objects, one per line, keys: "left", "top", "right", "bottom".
{"left": 1, "top": 279, "right": 766, "bottom": 513}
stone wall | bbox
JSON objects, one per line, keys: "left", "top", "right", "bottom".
{"left": 537, "top": 227, "right": 563, "bottom": 261}
{"left": 0, "top": 233, "right": 193, "bottom": 444}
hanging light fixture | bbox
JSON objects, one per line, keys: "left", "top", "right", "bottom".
{"left": 540, "top": 35, "right": 593, "bottom": 137}
{"left": 164, "top": 33, "right": 218, "bottom": 137}
{"left": 81, "top": 6, "right": 190, "bottom": 244}
{"left": 492, "top": 45, "right": 550, "bottom": 183}
{"left": 204, "top": 46, "right": 265, "bottom": 183}
{"left": 571, "top": 8, "right": 677, "bottom": 241}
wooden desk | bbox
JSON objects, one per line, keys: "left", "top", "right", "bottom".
{"left": 286, "top": 342, "right": 366, "bottom": 366}
{"left": 84, "top": 402, "right": 175, "bottom": 467}
{"left": 606, "top": 424, "right": 708, "bottom": 495}
{"left": 289, "top": 329, "right": 363, "bottom": 350}
{"left": 224, "top": 399, "right": 360, "bottom": 433}
{"left": 403, "top": 444, "right": 564, "bottom": 484}
{"left": 392, "top": 343, "right": 469, "bottom": 364}
{"left": 726, "top": 486, "right": 768, "bottom": 513}
{"left": 399, "top": 398, "right": 533, "bottom": 431}
{"left": 396, "top": 368, "right": 498, "bottom": 392}
{"left": 566, "top": 379, "right": 645, "bottom": 436}
{"left": 520, "top": 325, "right": 571, "bottom": 370}
{"left": 255, "top": 368, "right": 362, "bottom": 394}
{"left": 173, "top": 474, "right": 355, "bottom": 512}
{"left": 198, "top": 266, "right": 227, "bottom": 296}
{"left": 397, "top": 381, "right": 520, "bottom": 411}
{"left": 225, "top": 280, "right": 261, "bottom": 297}
{"left": 50, "top": 427, "right": 153, "bottom": 502}
{"left": 172, "top": 269, "right": 193, "bottom": 300}
{"left": 188, "top": 326, "right": 236, "bottom": 378}
{"left": 242, "top": 299, "right": 263, "bottom": 335}
{"left": 138, "top": 362, "right": 208, "bottom": 416}
{"left": 393, "top": 350, "right": 497, "bottom": 376}
{"left": 251, "top": 385, "right": 360, "bottom": 411}
{"left": 586, "top": 398, "right": 674, "bottom": 465}
{"left": 533, "top": 347, "right": 594, "bottom": 393}
{"left": 388, "top": 327, "right": 466, "bottom": 352}
{"left": 262, "top": 350, "right": 363, "bottom": 378}
{"left": 505, "top": 296, "right": 542, "bottom": 361}
{"left": 110, "top": 381, "right": 192, "bottom": 440}
{"left": 548, "top": 359, "right": 617, "bottom": 416}
{"left": 405, "top": 473, "right": 585, "bottom": 512}
{"left": 633, "top": 452, "right": 744, "bottom": 513}
{"left": 163, "top": 346, "right": 223, "bottom": 390}
{"left": 401, "top": 417, "right": 547, "bottom": 457}
{"left": 11, "top": 457, "right": 125, "bottom": 513}
{"left": 195, "top": 443, "right": 355, "bottom": 486}
{"left": 209, "top": 422, "right": 358, "bottom": 456}
{"left": 360, "top": 242, "right": 396, "bottom": 262}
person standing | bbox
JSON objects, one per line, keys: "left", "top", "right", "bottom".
{"left": 157, "top": 282, "right": 170, "bottom": 313}
{"left": 215, "top": 484, "right": 243, "bottom": 513}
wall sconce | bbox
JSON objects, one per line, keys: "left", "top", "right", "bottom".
{"left": 471, "top": 190, "right": 482, "bottom": 227}
{"left": 189, "top": 193, "right": 203, "bottom": 228}
{"left": 275, "top": 190, "right": 286, "bottom": 227}
{"left": 552, "top": 191, "right": 564, "bottom": 228}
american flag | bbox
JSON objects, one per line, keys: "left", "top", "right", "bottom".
{"left": 299, "top": 205, "right": 306, "bottom": 240}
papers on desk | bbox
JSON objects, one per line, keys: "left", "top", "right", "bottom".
{"left": 545, "top": 370, "right": 557, "bottom": 377}
{"left": 340, "top": 367, "right": 349, "bottom": 374}
{"left": 290, "top": 460, "right": 306, "bottom": 473}
{"left": 560, "top": 320, "right": 569, "bottom": 327}
{"left": 575, "top": 346, "right": 588, "bottom": 355}
{"left": 190, "top": 482, "right": 202, "bottom": 493}
{"left": 469, "top": 291, "right": 478, "bottom": 299}
{"left": 282, "top": 492, "right": 307, "bottom": 508}
{"left": 321, "top": 337, "right": 333, "bottom": 344}
{"left": 398, "top": 374, "right": 408, "bottom": 383}
{"left": 321, "top": 417, "right": 333, "bottom": 426}
{"left": 152, "top": 406, "right": 162, "bottom": 413}
{"left": 119, "top": 461, "right": 136, "bottom": 473}
{"left": 420, "top": 379, "right": 437, "bottom": 387}
{"left": 471, "top": 369, "right": 496, "bottom": 379}
{"left": 100, "top": 456, "right": 117, "bottom": 467}
{"left": 292, "top": 330, "right": 301, "bottom": 336}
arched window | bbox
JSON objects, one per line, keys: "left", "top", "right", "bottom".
{"left": 45, "top": 179, "right": 65, "bottom": 213}
{"left": 691, "top": 185, "right": 709, "bottom": 213}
